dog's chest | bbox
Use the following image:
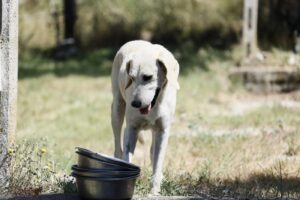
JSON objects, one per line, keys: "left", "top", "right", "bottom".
{"left": 136, "top": 113, "right": 158, "bottom": 130}
{"left": 127, "top": 108, "right": 160, "bottom": 130}
{"left": 143, "top": 113, "right": 159, "bottom": 128}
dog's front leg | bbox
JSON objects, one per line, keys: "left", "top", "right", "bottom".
{"left": 122, "top": 126, "right": 139, "bottom": 162}
{"left": 150, "top": 124, "right": 170, "bottom": 195}
{"left": 111, "top": 95, "right": 125, "bottom": 159}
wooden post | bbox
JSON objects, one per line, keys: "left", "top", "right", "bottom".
{"left": 243, "top": 0, "right": 259, "bottom": 58}
{"left": 0, "top": 0, "right": 18, "bottom": 195}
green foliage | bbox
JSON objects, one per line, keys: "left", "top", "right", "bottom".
{"left": 19, "top": 0, "right": 243, "bottom": 49}
{"left": 258, "top": 0, "right": 300, "bottom": 50}
{"left": 19, "top": 0, "right": 300, "bottom": 50}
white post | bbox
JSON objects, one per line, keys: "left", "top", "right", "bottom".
{"left": 0, "top": 0, "right": 18, "bottom": 195}
{"left": 243, "top": 0, "right": 259, "bottom": 57}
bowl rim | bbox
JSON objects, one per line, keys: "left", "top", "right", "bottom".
{"left": 72, "top": 164, "right": 140, "bottom": 174}
{"left": 77, "top": 151, "right": 124, "bottom": 168}
{"left": 76, "top": 151, "right": 140, "bottom": 171}
{"left": 71, "top": 171, "right": 139, "bottom": 178}
{"left": 76, "top": 147, "right": 140, "bottom": 170}
{"left": 71, "top": 172, "right": 140, "bottom": 181}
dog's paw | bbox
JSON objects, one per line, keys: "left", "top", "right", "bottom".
{"left": 147, "top": 192, "right": 160, "bottom": 198}
{"left": 148, "top": 187, "right": 160, "bottom": 197}
{"left": 114, "top": 150, "right": 123, "bottom": 159}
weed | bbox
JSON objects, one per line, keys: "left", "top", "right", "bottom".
{"left": 8, "top": 139, "right": 75, "bottom": 196}
{"left": 285, "top": 134, "right": 299, "bottom": 156}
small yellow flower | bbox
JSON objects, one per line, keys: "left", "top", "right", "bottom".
{"left": 8, "top": 148, "right": 14, "bottom": 156}
{"left": 40, "top": 148, "right": 47, "bottom": 154}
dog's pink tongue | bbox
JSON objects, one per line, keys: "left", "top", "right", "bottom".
{"left": 140, "top": 104, "right": 151, "bottom": 115}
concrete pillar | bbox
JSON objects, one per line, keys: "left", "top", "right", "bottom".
{"left": 243, "top": 0, "right": 259, "bottom": 57}
{"left": 0, "top": 0, "right": 18, "bottom": 195}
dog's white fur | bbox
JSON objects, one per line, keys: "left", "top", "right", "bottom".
{"left": 111, "top": 40, "right": 179, "bottom": 194}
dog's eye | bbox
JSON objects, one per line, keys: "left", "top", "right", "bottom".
{"left": 142, "top": 75, "right": 152, "bottom": 82}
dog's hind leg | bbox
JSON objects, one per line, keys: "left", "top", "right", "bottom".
{"left": 111, "top": 92, "right": 125, "bottom": 159}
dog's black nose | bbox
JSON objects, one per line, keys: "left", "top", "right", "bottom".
{"left": 131, "top": 100, "right": 142, "bottom": 108}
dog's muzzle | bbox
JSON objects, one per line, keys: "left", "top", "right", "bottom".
{"left": 139, "top": 88, "right": 160, "bottom": 115}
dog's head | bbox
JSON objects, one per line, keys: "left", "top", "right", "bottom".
{"left": 124, "top": 49, "right": 179, "bottom": 115}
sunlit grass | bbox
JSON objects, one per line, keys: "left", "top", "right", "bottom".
{"left": 15, "top": 47, "right": 300, "bottom": 198}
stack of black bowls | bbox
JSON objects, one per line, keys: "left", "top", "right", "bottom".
{"left": 72, "top": 147, "right": 141, "bottom": 200}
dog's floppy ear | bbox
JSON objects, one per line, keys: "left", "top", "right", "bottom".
{"left": 157, "top": 53, "right": 180, "bottom": 90}
{"left": 156, "top": 59, "right": 167, "bottom": 87}
{"left": 126, "top": 59, "right": 132, "bottom": 75}
{"left": 157, "top": 59, "right": 167, "bottom": 75}
{"left": 125, "top": 59, "right": 133, "bottom": 90}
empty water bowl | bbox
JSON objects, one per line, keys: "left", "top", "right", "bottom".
{"left": 72, "top": 147, "right": 141, "bottom": 199}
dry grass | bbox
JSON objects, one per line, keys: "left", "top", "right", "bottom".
{"left": 14, "top": 47, "right": 300, "bottom": 198}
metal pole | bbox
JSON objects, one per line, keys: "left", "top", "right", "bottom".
{"left": 243, "top": 0, "right": 259, "bottom": 58}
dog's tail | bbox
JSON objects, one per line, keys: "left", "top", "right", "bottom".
{"left": 138, "top": 132, "right": 145, "bottom": 144}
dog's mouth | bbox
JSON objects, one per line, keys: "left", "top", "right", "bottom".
{"left": 140, "top": 88, "right": 160, "bottom": 115}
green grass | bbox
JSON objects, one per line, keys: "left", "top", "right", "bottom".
{"left": 13, "top": 47, "right": 300, "bottom": 198}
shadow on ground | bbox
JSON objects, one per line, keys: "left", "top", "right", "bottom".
{"left": 19, "top": 48, "right": 117, "bottom": 79}
{"left": 7, "top": 194, "right": 79, "bottom": 200}
{"left": 5, "top": 172, "right": 300, "bottom": 199}
{"left": 179, "top": 171, "right": 300, "bottom": 198}
{"left": 19, "top": 44, "right": 232, "bottom": 79}
{"left": 168, "top": 43, "right": 232, "bottom": 75}
{"left": 7, "top": 194, "right": 202, "bottom": 200}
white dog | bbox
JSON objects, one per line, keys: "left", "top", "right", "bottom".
{"left": 111, "top": 40, "right": 180, "bottom": 194}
